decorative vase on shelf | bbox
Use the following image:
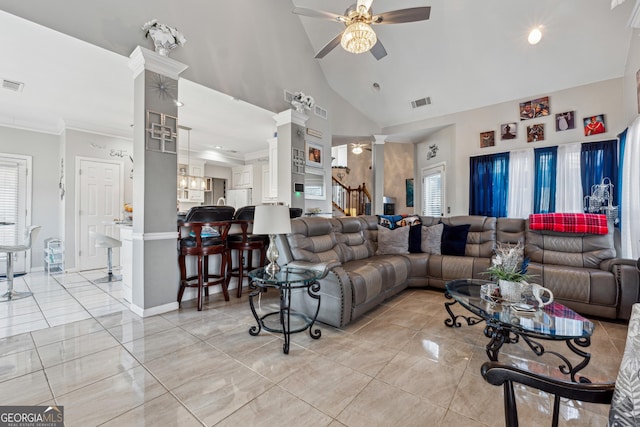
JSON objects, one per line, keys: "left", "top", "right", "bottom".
{"left": 142, "top": 19, "right": 186, "bottom": 57}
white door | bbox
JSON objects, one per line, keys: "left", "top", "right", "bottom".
{"left": 0, "top": 154, "right": 32, "bottom": 274}
{"left": 78, "top": 158, "right": 122, "bottom": 271}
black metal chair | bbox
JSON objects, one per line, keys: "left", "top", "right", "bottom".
{"left": 226, "top": 206, "right": 268, "bottom": 297}
{"left": 177, "top": 206, "right": 235, "bottom": 311}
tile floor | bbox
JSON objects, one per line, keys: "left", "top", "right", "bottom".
{"left": 0, "top": 271, "right": 629, "bottom": 426}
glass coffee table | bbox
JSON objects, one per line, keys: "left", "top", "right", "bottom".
{"left": 444, "top": 279, "right": 594, "bottom": 382}
{"left": 248, "top": 267, "right": 321, "bottom": 354}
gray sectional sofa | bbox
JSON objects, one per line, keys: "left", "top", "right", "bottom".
{"left": 275, "top": 215, "right": 640, "bottom": 328}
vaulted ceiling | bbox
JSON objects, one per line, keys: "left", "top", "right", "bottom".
{"left": 0, "top": 0, "right": 637, "bottom": 161}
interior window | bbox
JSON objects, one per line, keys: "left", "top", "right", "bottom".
{"left": 422, "top": 164, "right": 444, "bottom": 216}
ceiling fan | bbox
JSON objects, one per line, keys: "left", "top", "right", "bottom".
{"left": 352, "top": 143, "right": 372, "bottom": 154}
{"left": 293, "top": 0, "right": 431, "bottom": 60}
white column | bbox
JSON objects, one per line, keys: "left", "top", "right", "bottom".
{"left": 127, "top": 46, "right": 188, "bottom": 317}
{"left": 272, "top": 109, "right": 309, "bottom": 209}
{"left": 372, "top": 135, "right": 386, "bottom": 215}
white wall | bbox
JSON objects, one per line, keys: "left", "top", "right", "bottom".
{"left": 393, "top": 78, "right": 624, "bottom": 216}
{"left": 623, "top": 28, "right": 640, "bottom": 125}
{"left": 0, "top": 126, "right": 60, "bottom": 269}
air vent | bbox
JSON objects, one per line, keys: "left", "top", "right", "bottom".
{"left": 410, "top": 96, "right": 431, "bottom": 109}
{"left": 2, "top": 79, "right": 24, "bottom": 92}
{"left": 284, "top": 89, "right": 294, "bottom": 103}
{"left": 314, "top": 105, "right": 328, "bottom": 120}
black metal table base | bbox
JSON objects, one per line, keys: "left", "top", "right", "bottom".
{"left": 249, "top": 280, "right": 321, "bottom": 354}
{"left": 444, "top": 291, "right": 484, "bottom": 327}
{"left": 444, "top": 297, "right": 592, "bottom": 383}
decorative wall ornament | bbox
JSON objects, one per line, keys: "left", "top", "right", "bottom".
{"left": 427, "top": 144, "right": 439, "bottom": 159}
{"left": 291, "top": 92, "right": 315, "bottom": 113}
{"left": 142, "top": 19, "right": 186, "bottom": 57}
{"left": 146, "top": 110, "right": 177, "bottom": 153}
{"left": 148, "top": 72, "right": 176, "bottom": 100}
{"left": 58, "top": 158, "right": 65, "bottom": 200}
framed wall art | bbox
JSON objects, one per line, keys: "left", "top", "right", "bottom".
{"left": 500, "top": 123, "right": 517, "bottom": 140}
{"left": 406, "top": 178, "right": 414, "bottom": 207}
{"left": 520, "top": 96, "right": 550, "bottom": 120}
{"left": 555, "top": 111, "right": 575, "bottom": 131}
{"left": 480, "top": 131, "right": 495, "bottom": 148}
{"left": 306, "top": 141, "right": 323, "bottom": 168}
{"left": 527, "top": 124, "right": 545, "bottom": 142}
{"left": 583, "top": 115, "right": 606, "bottom": 136}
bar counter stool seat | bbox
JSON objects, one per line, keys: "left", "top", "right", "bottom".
{"left": 0, "top": 225, "right": 41, "bottom": 302}
{"left": 226, "top": 206, "right": 268, "bottom": 298}
{"left": 90, "top": 231, "right": 122, "bottom": 283}
{"left": 178, "top": 205, "right": 235, "bottom": 311}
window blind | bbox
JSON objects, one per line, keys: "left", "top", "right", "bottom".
{"left": 422, "top": 167, "right": 443, "bottom": 216}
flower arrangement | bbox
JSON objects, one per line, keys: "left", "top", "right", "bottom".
{"left": 485, "top": 241, "right": 531, "bottom": 282}
{"left": 142, "top": 19, "right": 186, "bottom": 56}
{"left": 291, "top": 92, "right": 315, "bottom": 112}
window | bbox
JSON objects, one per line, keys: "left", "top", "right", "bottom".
{"left": 331, "top": 145, "right": 348, "bottom": 168}
{"left": 422, "top": 164, "right": 444, "bottom": 216}
{"left": 304, "top": 169, "right": 326, "bottom": 200}
{"left": 0, "top": 153, "right": 32, "bottom": 274}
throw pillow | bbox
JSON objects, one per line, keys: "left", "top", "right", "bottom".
{"left": 376, "top": 225, "right": 410, "bottom": 255}
{"left": 408, "top": 224, "right": 422, "bottom": 253}
{"left": 378, "top": 214, "right": 404, "bottom": 230}
{"left": 421, "top": 223, "right": 444, "bottom": 254}
{"left": 398, "top": 215, "right": 422, "bottom": 228}
{"left": 441, "top": 223, "right": 471, "bottom": 256}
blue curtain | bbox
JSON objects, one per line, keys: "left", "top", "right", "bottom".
{"left": 580, "top": 139, "right": 618, "bottom": 206}
{"left": 617, "top": 130, "right": 627, "bottom": 225}
{"left": 534, "top": 146, "right": 557, "bottom": 213}
{"left": 469, "top": 152, "right": 509, "bottom": 217}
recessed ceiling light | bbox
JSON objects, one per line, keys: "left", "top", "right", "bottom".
{"left": 174, "top": 100, "right": 184, "bottom": 107}
{"left": 528, "top": 27, "right": 543, "bottom": 45}
{"left": 215, "top": 146, "right": 223, "bottom": 149}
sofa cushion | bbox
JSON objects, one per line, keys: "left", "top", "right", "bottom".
{"left": 441, "top": 223, "right": 470, "bottom": 256}
{"left": 525, "top": 219, "right": 615, "bottom": 268}
{"left": 409, "top": 224, "right": 422, "bottom": 253}
{"left": 376, "top": 225, "right": 409, "bottom": 255}
{"left": 421, "top": 223, "right": 443, "bottom": 254}
{"left": 285, "top": 217, "right": 342, "bottom": 263}
{"left": 335, "top": 217, "right": 371, "bottom": 263}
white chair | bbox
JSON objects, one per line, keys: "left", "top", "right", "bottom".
{"left": 90, "top": 231, "right": 122, "bottom": 283}
{"left": 0, "top": 225, "right": 41, "bottom": 302}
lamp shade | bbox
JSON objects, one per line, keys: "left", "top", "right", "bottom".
{"left": 253, "top": 205, "right": 292, "bottom": 235}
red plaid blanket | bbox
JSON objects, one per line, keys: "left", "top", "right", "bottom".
{"left": 528, "top": 213, "right": 608, "bottom": 234}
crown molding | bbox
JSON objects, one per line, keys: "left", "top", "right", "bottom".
{"left": 128, "top": 46, "right": 188, "bottom": 80}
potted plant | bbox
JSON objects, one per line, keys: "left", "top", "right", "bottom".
{"left": 484, "top": 241, "right": 532, "bottom": 302}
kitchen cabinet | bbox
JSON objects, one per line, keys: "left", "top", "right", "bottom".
{"left": 231, "top": 165, "right": 253, "bottom": 189}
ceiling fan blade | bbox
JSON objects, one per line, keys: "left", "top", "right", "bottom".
{"left": 315, "top": 32, "right": 344, "bottom": 59}
{"left": 357, "top": 0, "right": 374, "bottom": 13}
{"left": 293, "top": 7, "right": 347, "bottom": 23}
{"left": 370, "top": 39, "right": 387, "bottom": 60}
{"left": 372, "top": 7, "right": 431, "bottom": 24}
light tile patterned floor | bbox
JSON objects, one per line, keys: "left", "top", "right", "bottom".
{"left": 0, "top": 271, "right": 628, "bottom": 426}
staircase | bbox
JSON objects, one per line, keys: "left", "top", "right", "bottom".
{"left": 332, "top": 177, "right": 371, "bottom": 216}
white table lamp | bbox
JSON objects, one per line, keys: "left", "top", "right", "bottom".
{"left": 253, "top": 205, "right": 292, "bottom": 275}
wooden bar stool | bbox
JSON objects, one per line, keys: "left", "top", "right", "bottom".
{"left": 177, "top": 206, "right": 235, "bottom": 311}
{"left": 226, "top": 206, "right": 268, "bottom": 298}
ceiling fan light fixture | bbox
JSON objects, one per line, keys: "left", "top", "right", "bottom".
{"left": 341, "top": 22, "right": 377, "bottom": 54}
{"left": 528, "top": 27, "right": 543, "bottom": 45}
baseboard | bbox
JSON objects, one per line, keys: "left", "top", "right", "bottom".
{"left": 129, "top": 301, "right": 179, "bottom": 317}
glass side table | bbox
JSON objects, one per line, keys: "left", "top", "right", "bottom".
{"left": 247, "top": 267, "right": 321, "bottom": 354}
